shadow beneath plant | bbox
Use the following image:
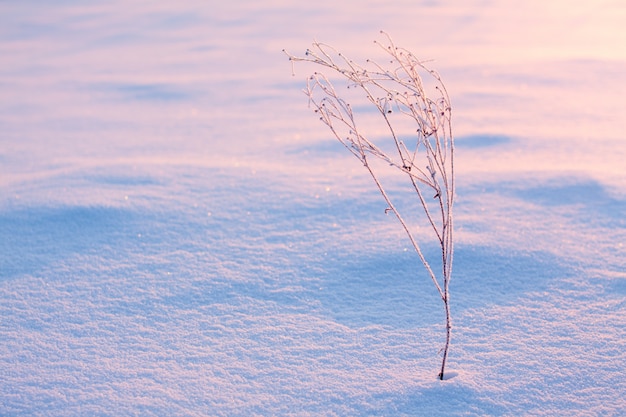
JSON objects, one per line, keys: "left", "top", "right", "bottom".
{"left": 452, "top": 245, "right": 566, "bottom": 311}
{"left": 316, "top": 241, "right": 569, "bottom": 329}
{"left": 341, "top": 379, "right": 508, "bottom": 416}
{"left": 441, "top": 370, "right": 459, "bottom": 380}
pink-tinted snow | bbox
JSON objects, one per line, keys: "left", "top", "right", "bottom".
{"left": 1, "top": 1, "right": 625, "bottom": 415}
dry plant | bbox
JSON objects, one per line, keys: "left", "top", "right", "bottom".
{"left": 284, "top": 31, "right": 455, "bottom": 380}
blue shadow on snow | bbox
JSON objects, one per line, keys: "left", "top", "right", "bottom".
{"left": 0, "top": 206, "right": 134, "bottom": 279}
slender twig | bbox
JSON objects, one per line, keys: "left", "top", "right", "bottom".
{"left": 284, "top": 31, "right": 455, "bottom": 380}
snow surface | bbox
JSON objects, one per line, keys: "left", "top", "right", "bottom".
{"left": 1, "top": 1, "right": 626, "bottom": 415}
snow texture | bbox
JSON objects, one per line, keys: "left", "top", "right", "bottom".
{"left": 1, "top": 1, "right": 625, "bottom": 415}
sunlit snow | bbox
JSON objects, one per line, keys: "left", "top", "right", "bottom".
{"left": 1, "top": 1, "right": 625, "bottom": 415}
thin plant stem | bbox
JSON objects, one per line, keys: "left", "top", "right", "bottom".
{"left": 284, "top": 31, "right": 455, "bottom": 379}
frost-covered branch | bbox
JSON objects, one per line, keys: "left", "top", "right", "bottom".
{"left": 284, "top": 31, "right": 455, "bottom": 380}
